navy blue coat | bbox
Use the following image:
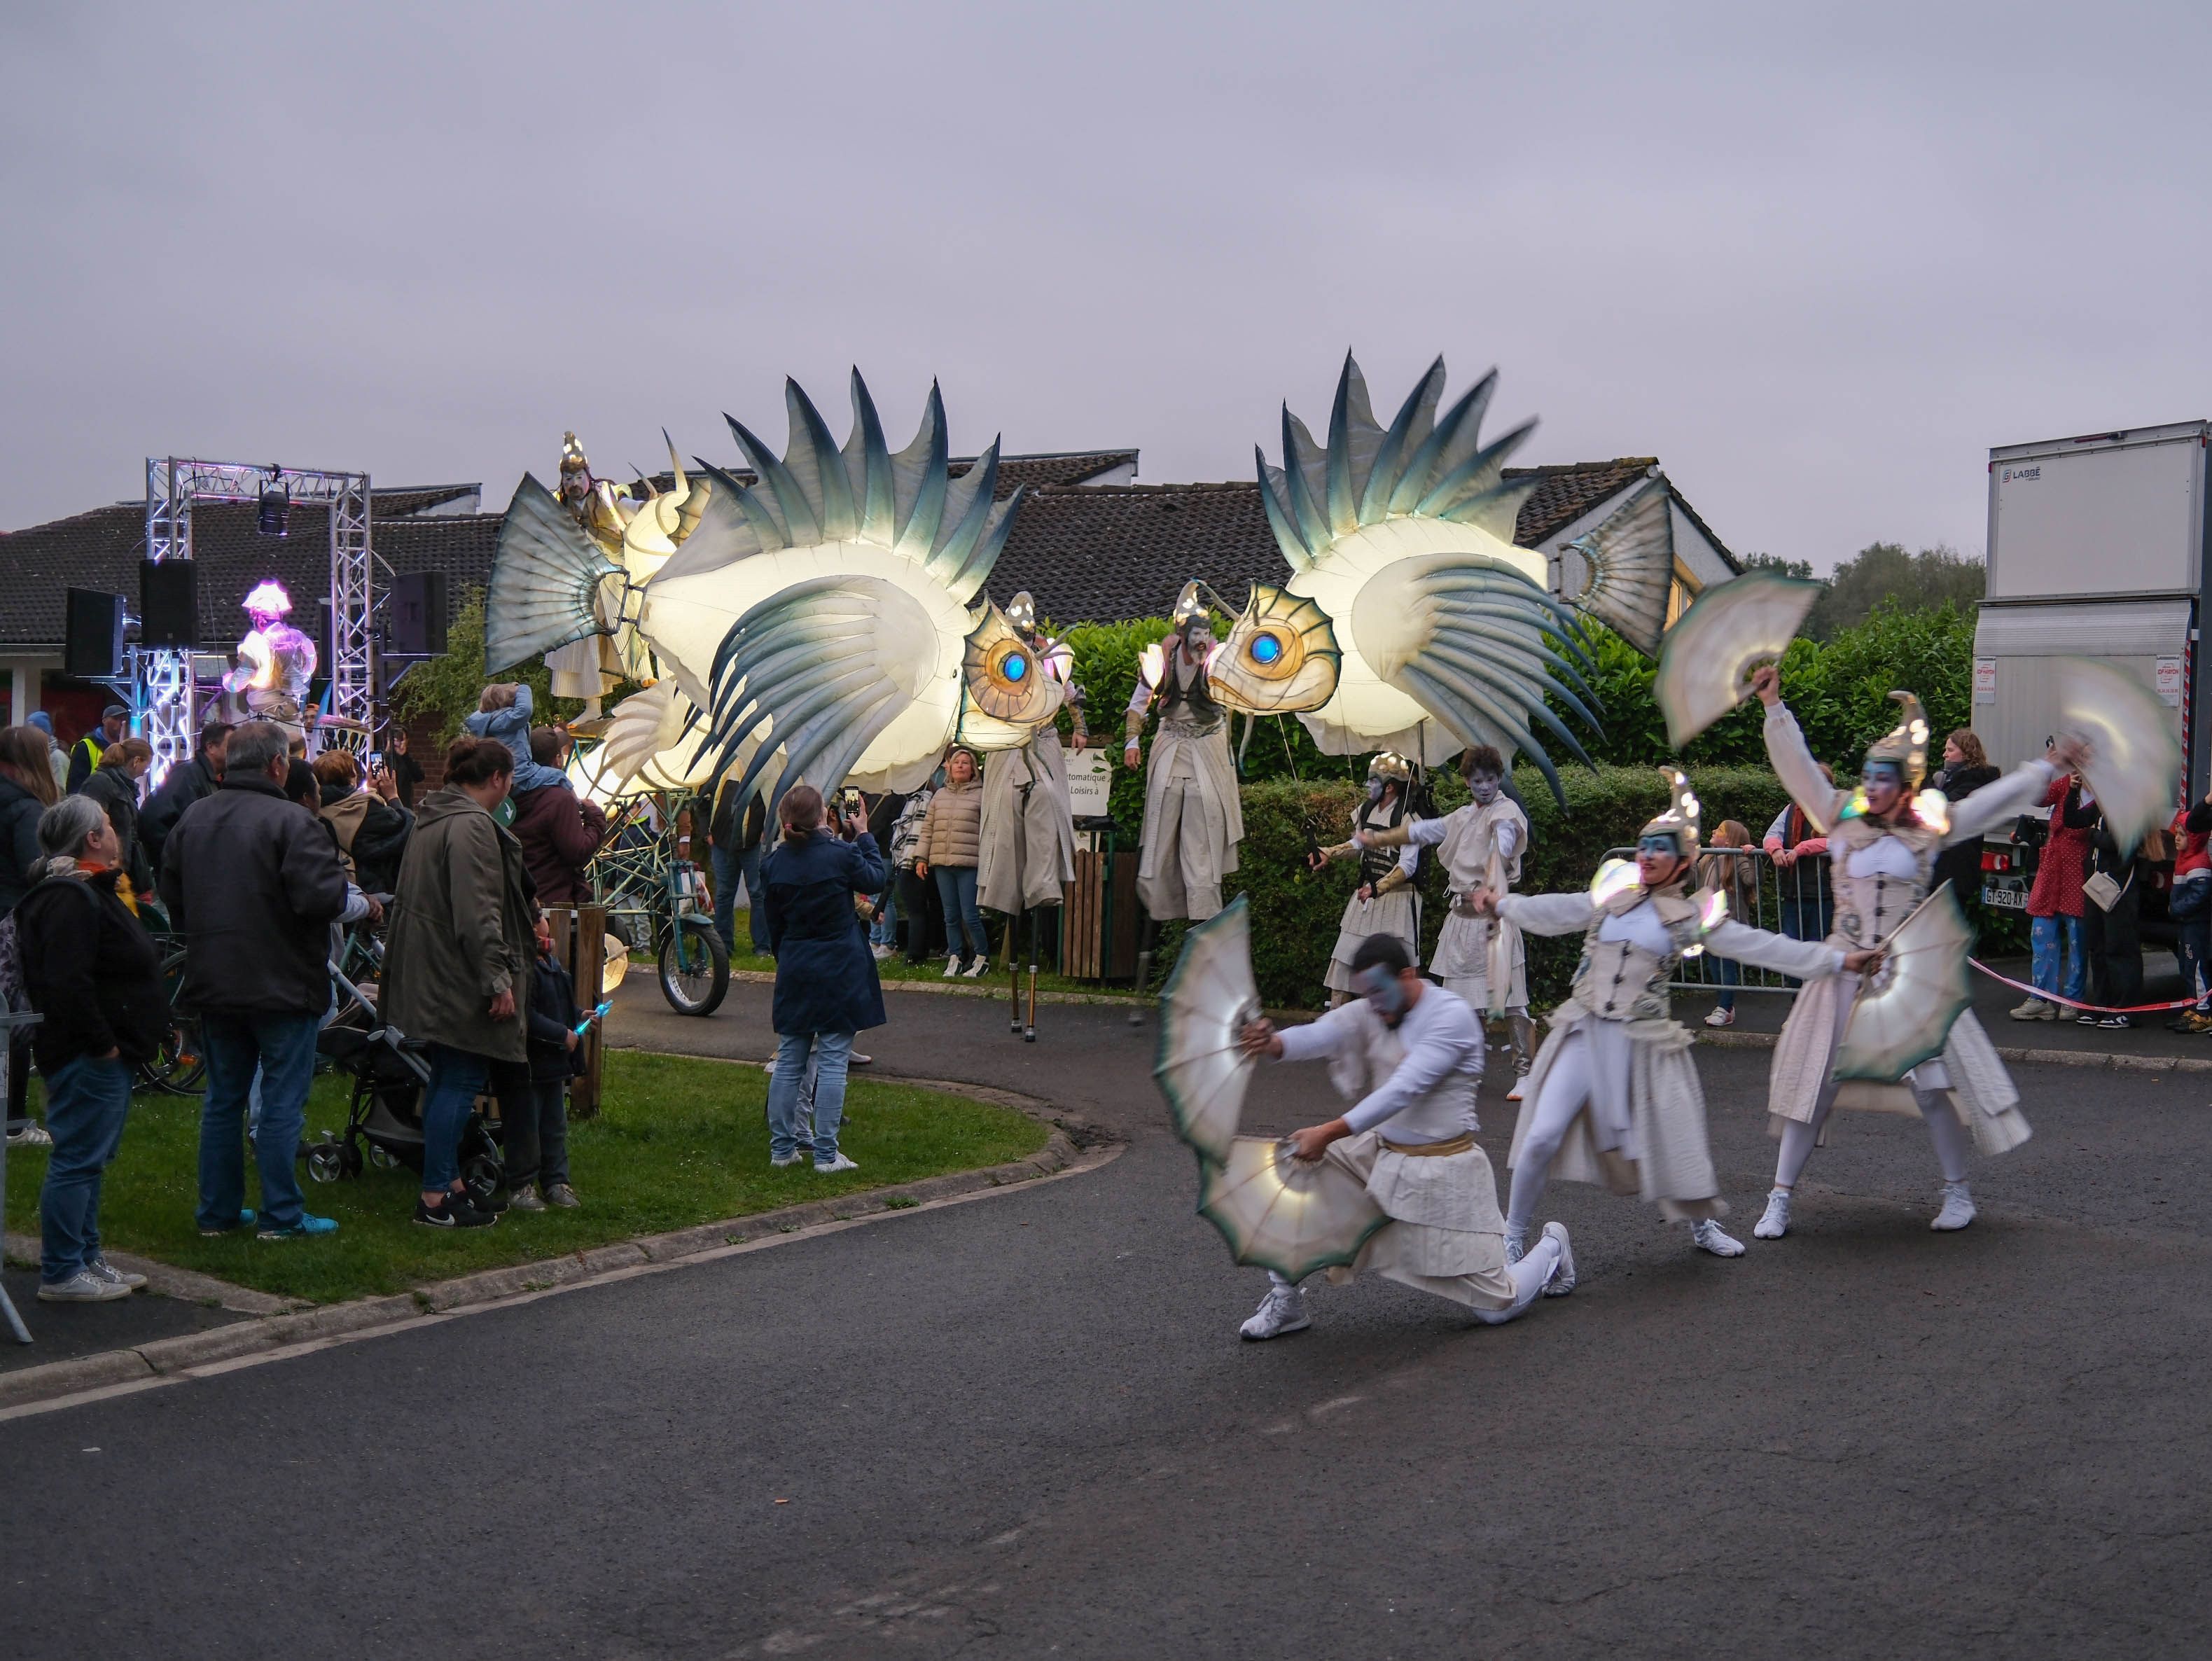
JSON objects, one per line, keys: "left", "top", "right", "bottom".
{"left": 761, "top": 829, "right": 889, "bottom": 1036}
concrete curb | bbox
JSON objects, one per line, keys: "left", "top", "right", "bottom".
{"left": 725, "top": 967, "right": 1143, "bottom": 1009}
{"left": 2, "top": 1232, "right": 309, "bottom": 1316}
{"left": 1694, "top": 1027, "right": 2212, "bottom": 1074}
{"left": 0, "top": 1094, "right": 1110, "bottom": 1417}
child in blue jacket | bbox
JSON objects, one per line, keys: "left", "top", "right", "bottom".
{"left": 465, "top": 683, "right": 569, "bottom": 795}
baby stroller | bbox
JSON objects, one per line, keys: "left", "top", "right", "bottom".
{"left": 303, "top": 966, "right": 504, "bottom": 1204}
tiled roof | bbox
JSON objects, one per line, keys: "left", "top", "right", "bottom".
{"left": 0, "top": 496, "right": 500, "bottom": 648}
{"left": 1504, "top": 459, "right": 1659, "bottom": 545}
{"left": 627, "top": 448, "right": 1139, "bottom": 505}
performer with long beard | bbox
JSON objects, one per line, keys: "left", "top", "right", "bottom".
{"left": 1747, "top": 667, "right": 2082, "bottom": 1237}
{"left": 1466, "top": 770, "right": 1881, "bottom": 1263}
{"left": 1358, "top": 745, "right": 1535, "bottom": 1097}
{"left": 1233, "top": 933, "right": 1575, "bottom": 1341}
{"left": 1311, "top": 753, "right": 1420, "bottom": 1007}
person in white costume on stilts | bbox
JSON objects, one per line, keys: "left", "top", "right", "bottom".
{"left": 1357, "top": 744, "right": 1536, "bottom": 1098}
{"left": 1747, "top": 666, "right": 2083, "bottom": 1239}
{"left": 1468, "top": 770, "right": 1881, "bottom": 1264}
{"left": 1310, "top": 753, "right": 1421, "bottom": 1008}
{"left": 1234, "top": 934, "right": 1575, "bottom": 1341}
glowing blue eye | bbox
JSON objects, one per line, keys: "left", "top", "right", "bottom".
{"left": 1004, "top": 653, "right": 1027, "bottom": 682}
{"left": 1250, "top": 634, "right": 1282, "bottom": 665}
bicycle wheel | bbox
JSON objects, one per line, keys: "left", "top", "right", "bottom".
{"left": 141, "top": 950, "right": 206, "bottom": 1094}
{"left": 659, "top": 917, "right": 730, "bottom": 1015}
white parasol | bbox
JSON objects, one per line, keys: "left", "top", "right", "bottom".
{"left": 1833, "top": 883, "right": 1973, "bottom": 1082}
{"left": 1196, "top": 1135, "right": 1389, "bottom": 1283}
{"left": 1653, "top": 571, "right": 1823, "bottom": 749}
{"left": 2057, "top": 657, "right": 2181, "bottom": 858}
{"left": 1153, "top": 896, "right": 1262, "bottom": 1164}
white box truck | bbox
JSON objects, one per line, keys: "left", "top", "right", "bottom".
{"left": 1976, "top": 420, "right": 2210, "bottom": 915}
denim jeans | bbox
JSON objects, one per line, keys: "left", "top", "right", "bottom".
{"left": 712, "top": 842, "right": 770, "bottom": 957}
{"left": 769, "top": 1031, "right": 852, "bottom": 1166}
{"left": 2178, "top": 910, "right": 2211, "bottom": 1008}
{"left": 421, "top": 1043, "right": 490, "bottom": 1192}
{"left": 2031, "top": 913, "right": 2086, "bottom": 1004}
{"left": 869, "top": 886, "right": 898, "bottom": 947}
{"left": 497, "top": 1064, "right": 570, "bottom": 1190}
{"left": 1714, "top": 954, "right": 1741, "bottom": 1013}
{"left": 38, "top": 1054, "right": 133, "bottom": 1283}
{"left": 1776, "top": 891, "right": 1834, "bottom": 989}
{"left": 198, "top": 1012, "right": 319, "bottom": 1232}
{"left": 935, "top": 865, "right": 988, "bottom": 959}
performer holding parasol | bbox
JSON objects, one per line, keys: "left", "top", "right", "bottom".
{"left": 1748, "top": 666, "right": 2094, "bottom": 1238}
{"left": 1229, "top": 934, "right": 1575, "bottom": 1342}
{"left": 1468, "top": 769, "right": 1878, "bottom": 1263}
{"left": 1309, "top": 753, "right": 1421, "bottom": 1008}
{"left": 1356, "top": 744, "right": 1536, "bottom": 1097}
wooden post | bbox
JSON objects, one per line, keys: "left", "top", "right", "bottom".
{"left": 549, "top": 905, "right": 610, "bottom": 1120}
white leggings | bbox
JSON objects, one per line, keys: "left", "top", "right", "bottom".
{"left": 1505, "top": 1032, "right": 1599, "bottom": 1237}
{"left": 1269, "top": 1234, "right": 1561, "bottom": 1326}
{"left": 1774, "top": 1087, "right": 1973, "bottom": 1190}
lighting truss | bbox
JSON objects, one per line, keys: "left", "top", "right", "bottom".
{"left": 141, "top": 457, "right": 375, "bottom": 779}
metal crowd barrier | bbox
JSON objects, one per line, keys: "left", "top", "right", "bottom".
{"left": 1600, "top": 844, "right": 1832, "bottom": 996}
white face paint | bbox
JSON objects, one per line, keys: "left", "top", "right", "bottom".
{"left": 1467, "top": 770, "right": 1502, "bottom": 806}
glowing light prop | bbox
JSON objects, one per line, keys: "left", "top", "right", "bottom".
{"left": 1653, "top": 569, "right": 1821, "bottom": 749}
{"left": 2057, "top": 657, "right": 2181, "bottom": 858}
{"left": 1833, "top": 884, "right": 1973, "bottom": 1082}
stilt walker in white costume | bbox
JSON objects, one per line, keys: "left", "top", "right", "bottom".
{"left": 1358, "top": 744, "right": 1536, "bottom": 1098}
{"left": 1747, "top": 667, "right": 2082, "bottom": 1238}
{"left": 1311, "top": 753, "right": 1421, "bottom": 1007}
{"left": 1469, "top": 769, "right": 1881, "bottom": 1263}
{"left": 1235, "top": 934, "right": 1575, "bottom": 1340}
{"left": 1125, "top": 597, "right": 1245, "bottom": 999}
{"left": 978, "top": 591, "right": 1087, "bottom": 1042}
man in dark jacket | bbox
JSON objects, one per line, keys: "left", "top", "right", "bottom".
{"left": 510, "top": 727, "right": 606, "bottom": 906}
{"left": 160, "top": 720, "right": 351, "bottom": 1239}
{"left": 66, "top": 706, "right": 127, "bottom": 794}
{"left": 139, "top": 720, "right": 231, "bottom": 875}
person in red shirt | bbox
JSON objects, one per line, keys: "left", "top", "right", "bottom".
{"left": 2166, "top": 795, "right": 2212, "bottom": 1032}
{"left": 2015, "top": 768, "right": 2089, "bottom": 1020}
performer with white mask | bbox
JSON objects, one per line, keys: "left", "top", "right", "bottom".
{"left": 1233, "top": 933, "right": 1575, "bottom": 1341}
{"left": 1467, "top": 770, "right": 1880, "bottom": 1263}
{"left": 1309, "top": 753, "right": 1421, "bottom": 1007}
{"left": 1748, "top": 666, "right": 2082, "bottom": 1238}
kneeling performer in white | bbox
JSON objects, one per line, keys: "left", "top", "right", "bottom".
{"left": 1477, "top": 770, "right": 1877, "bottom": 1264}
{"left": 1236, "top": 934, "right": 1575, "bottom": 1340}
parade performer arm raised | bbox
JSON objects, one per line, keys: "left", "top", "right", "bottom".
{"left": 1228, "top": 935, "right": 1576, "bottom": 1341}
{"left": 1464, "top": 770, "right": 1872, "bottom": 1267}
{"left": 1314, "top": 753, "right": 1421, "bottom": 1007}
{"left": 1746, "top": 663, "right": 2080, "bottom": 1242}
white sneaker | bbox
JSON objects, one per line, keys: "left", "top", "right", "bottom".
{"left": 963, "top": 956, "right": 989, "bottom": 979}
{"left": 8, "top": 1123, "right": 52, "bottom": 1148}
{"left": 37, "top": 1269, "right": 132, "bottom": 1303}
{"left": 770, "top": 1152, "right": 805, "bottom": 1168}
{"left": 1753, "top": 1188, "right": 1792, "bottom": 1239}
{"left": 1691, "top": 1218, "right": 1746, "bottom": 1257}
{"left": 814, "top": 1153, "right": 860, "bottom": 1174}
{"left": 1704, "top": 1006, "right": 1735, "bottom": 1028}
{"left": 2009, "top": 997, "right": 2050, "bottom": 1021}
{"left": 870, "top": 943, "right": 892, "bottom": 961}
{"left": 1931, "top": 1181, "right": 1975, "bottom": 1232}
{"left": 1505, "top": 1076, "right": 1526, "bottom": 1102}
{"left": 84, "top": 1256, "right": 148, "bottom": 1290}
{"left": 1540, "top": 1221, "right": 1575, "bottom": 1296}
{"left": 1239, "top": 1282, "right": 1310, "bottom": 1340}
{"left": 1502, "top": 1225, "right": 1526, "bottom": 1265}
{"left": 849, "top": 1052, "right": 872, "bottom": 1067}
{"left": 942, "top": 955, "right": 962, "bottom": 978}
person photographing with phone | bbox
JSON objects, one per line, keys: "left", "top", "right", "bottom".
{"left": 760, "top": 785, "right": 886, "bottom": 1172}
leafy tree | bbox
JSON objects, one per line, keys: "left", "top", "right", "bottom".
{"left": 1807, "top": 541, "right": 1984, "bottom": 639}
{"left": 387, "top": 589, "right": 585, "bottom": 746}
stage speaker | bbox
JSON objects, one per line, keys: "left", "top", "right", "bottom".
{"left": 139, "top": 560, "right": 200, "bottom": 649}
{"left": 64, "top": 589, "right": 125, "bottom": 679}
{"left": 387, "top": 571, "right": 448, "bottom": 657}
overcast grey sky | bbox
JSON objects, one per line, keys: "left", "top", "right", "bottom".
{"left": 4, "top": 1, "right": 2207, "bottom": 571}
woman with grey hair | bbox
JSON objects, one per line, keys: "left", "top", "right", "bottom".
{"left": 12, "top": 793, "right": 166, "bottom": 1301}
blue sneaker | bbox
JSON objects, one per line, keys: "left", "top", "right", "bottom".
{"left": 256, "top": 1214, "right": 338, "bottom": 1240}
{"left": 199, "top": 1208, "right": 256, "bottom": 1238}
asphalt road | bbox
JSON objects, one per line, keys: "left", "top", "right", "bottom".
{"left": 5, "top": 976, "right": 2209, "bottom": 1659}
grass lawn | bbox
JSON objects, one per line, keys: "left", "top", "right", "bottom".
{"left": 723, "top": 948, "right": 1144, "bottom": 1001}
{"left": 4, "top": 1050, "right": 1046, "bottom": 1305}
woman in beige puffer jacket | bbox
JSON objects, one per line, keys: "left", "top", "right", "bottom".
{"left": 915, "top": 749, "right": 989, "bottom": 973}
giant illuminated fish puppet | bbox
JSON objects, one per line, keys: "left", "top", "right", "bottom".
{"left": 485, "top": 371, "right": 1066, "bottom": 805}
{"left": 1202, "top": 353, "right": 1676, "bottom": 802}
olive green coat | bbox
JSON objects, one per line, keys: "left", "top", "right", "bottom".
{"left": 382, "top": 787, "right": 534, "bottom": 1062}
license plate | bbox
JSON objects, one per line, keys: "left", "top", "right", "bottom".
{"left": 1982, "top": 884, "right": 2025, "bottom": 910}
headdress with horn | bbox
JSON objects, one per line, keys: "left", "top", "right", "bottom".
{"left": 1637, "top": 766, "right": 1704, "bottom": 864}
{"left": 1365, "top": 751, "right": 1413, "bottom": 788}
{"left": 1863, "top": 690, "right": 1931, "bottom": 789}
